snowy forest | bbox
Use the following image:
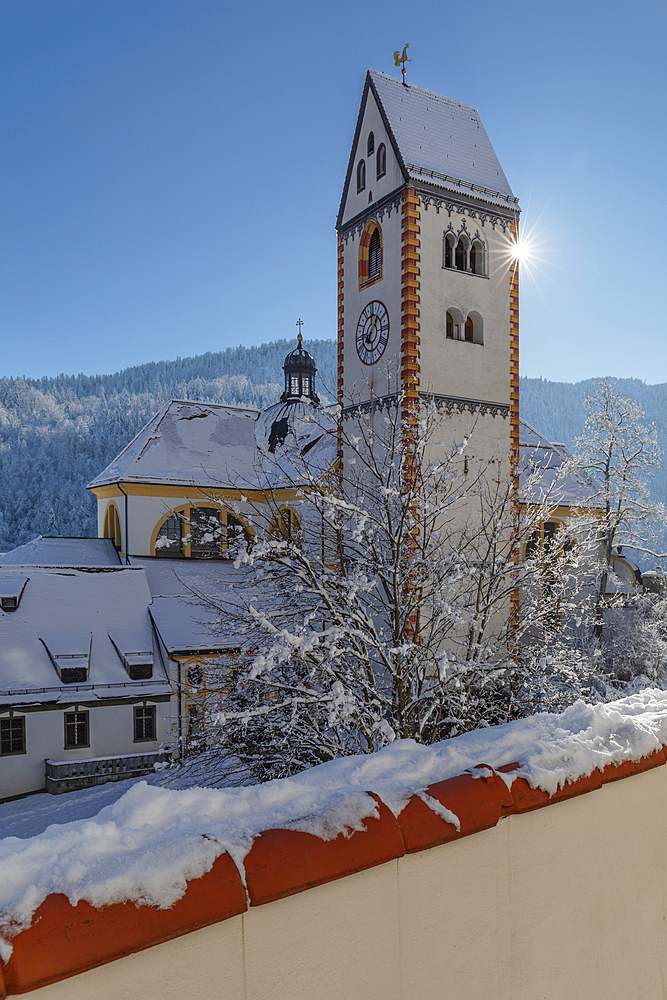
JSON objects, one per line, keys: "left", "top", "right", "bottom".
{"left": 0, "top": 338, "right": 666, "bottom": 557}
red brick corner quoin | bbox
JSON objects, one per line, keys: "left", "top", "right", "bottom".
{"left": 2, "top": 749, "right": 666, "bottom": 997}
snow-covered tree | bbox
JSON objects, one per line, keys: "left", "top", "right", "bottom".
{"left": 569, "top": 378, "right": 667, "bottom": 637}
{"left": 183, "top": 392, "right": 582, "bottom": 784}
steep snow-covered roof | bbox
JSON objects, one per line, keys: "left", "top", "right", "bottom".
{"left": 519, "top": 419, "right": 600, "bottom": 508}
{"left": 88, "top": 399, "right": 337, "bottom": 491}
{"left": 370, "top": 70, "right": 516, "bottom": 207}
{"left": 0, "top": 537, "right": 120, "bottom": 567}
{"left": 0, "top": 567, "right": 170, "bottom": 705}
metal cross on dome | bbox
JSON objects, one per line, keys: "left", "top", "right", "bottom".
{"left": 296, "top": 318, "right": 304, "bottom": 344}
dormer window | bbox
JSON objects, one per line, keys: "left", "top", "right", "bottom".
{"left": 40, "top": 631, "right": 92, "bottom": 684}
{"left": 109, "top": 633, "right": 154, "bottom": 680}
{"left": 357, "top": 159, "right": 366, "bottom": 193}
{"left": 367, "top": 132, "right": 374, "bottom": 156}
{"left": 0, "top": 575, "right": 28, "bottom": 613}
{"left": 376, "top": 143, "right": 386, "bottom": 179}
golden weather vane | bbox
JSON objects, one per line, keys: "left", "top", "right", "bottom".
{"left": 296, "top": 317, "right": 304, "bottom": 344}
{"left": 393, "top": 43, "right": 411, "bottom": 85}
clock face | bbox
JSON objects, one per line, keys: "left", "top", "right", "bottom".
{"left": 356, "top": 301, "right": 390, "bottom": 366}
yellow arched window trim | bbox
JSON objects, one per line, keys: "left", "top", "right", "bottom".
{"left": 102, "top": 500, "right": 123, "bottom": 552}
{"left": 150, "top": 504, "right": 254, "bottom": 559}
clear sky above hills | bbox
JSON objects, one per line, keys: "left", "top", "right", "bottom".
{"left": 0, "top": 0, "right": 664, "bottom": 382}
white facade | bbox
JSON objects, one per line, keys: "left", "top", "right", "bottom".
{"left": 0, "top": 567, "right": 175, "bottom": 799}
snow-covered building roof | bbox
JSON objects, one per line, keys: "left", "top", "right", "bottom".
{"left": 519, "top": 419, "right": 600, "bottom": 508}
{"left": 88, "top": 399, "right": 337, "bottom": 491}
{"left": 132, "top": 558, "right": 256, "bottom": 654}
{"left": 0, "top": 567, "right": 171, "bottom": 706}
{"left": 0, "top": 537, "right": 120, "bottom": 567}
{"left": 337, "top": 70, "right": 518, "bottom": 228}
{"left": 369, "top": 70, "right": 516, "bottom": 204}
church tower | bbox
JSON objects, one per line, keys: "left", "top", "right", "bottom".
{"left": 336, "top": 70, "right": 519, "bottom": 468}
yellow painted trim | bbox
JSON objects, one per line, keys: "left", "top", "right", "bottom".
{"left": 90, "top": 482, "right": 302, "bottom": 502}
{"left": 150, "top": 503, "right": 255, "bottom": 558}
{"left": 102, "top": 499, "right": 123, "bottom": 551}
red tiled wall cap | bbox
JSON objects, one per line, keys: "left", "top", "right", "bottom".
{"left": 398, "top": 766, "right": 514, "bottom": 854}
{"left": 244, "top": 792, "right": 405, "bottom": 906}
{"left": 3, "top": 747, "right": 667, "bottom": 996}
{"left": 2, "top": 852, "right": 246, "bottom": 996}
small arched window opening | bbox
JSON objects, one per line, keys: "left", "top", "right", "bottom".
{"left": 368, "top": 228, "right": 381, "bottom": 280}
{"left": 443, "top": 234, "right": 455, "bottom": 269}
{"left": 470, "top": 240, "right": 485, "bottom": 275}
{"left": 357, "top": 159, "right": 366, "bottom": 193}
{"left": 103, "top": 502, "right": 122, "bottom": 551}
{"left": 446, "top": 311, "right": 454, "bottom": 339}
{"left": 367, "top": 132, "right": 374, "bottom": 156}
{"left": 455, "top": 239, "right": 467, "bottom": 271}
{"left": 464, "top": 317, "right": 474, "bottom": 343}
{"left": 467, "top": 311, "right": 484, "bottom": 345}
{"left": 376, "top": 143, "right": 386, "bottom": 179}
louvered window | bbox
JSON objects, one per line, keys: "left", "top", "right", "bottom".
{"left": 291, "top": 375, "right": 300, "bottom": 396}
{"left": 368, "top": 228, "right": 381, "bottom": 279}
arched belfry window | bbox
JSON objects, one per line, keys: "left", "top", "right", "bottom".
{"left": 357, "top": 159, "right": 366, "bottom": 193}
{"left": 358, "top": 219, "right": 383, "bottom": 289}
{"left": 367, "top": 132, "right": 374, "bottom": 156}
{"left": 455, "top": 238, "right": 467, "bottom": 271}
{"left": 470, "top": 240, "right": 485, "bottom": 275}
{"left": 376, "top": 143, "right": 386, "bottom": 179}
{"left": 443, "top": 232, "right": 455, "bottom": 269}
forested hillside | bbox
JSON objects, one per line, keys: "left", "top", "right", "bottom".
{"left": 0, "top": 339, "right": 336, "bottom": 551}
{"left": 1, "top": 344, "right": 665, "bottom": 558}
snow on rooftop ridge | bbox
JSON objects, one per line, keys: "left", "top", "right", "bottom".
{"left": 2, "top": 689, "right": 667, "bottom": 954}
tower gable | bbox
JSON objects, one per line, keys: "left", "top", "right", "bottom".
{"left": 337, "top": 73, "right": 407, "bottom": 231}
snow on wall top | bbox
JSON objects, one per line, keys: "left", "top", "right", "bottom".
{"left": 0, "top": 537, "right": 120, "bottom": 567}
{"left": 369, "top": 69, "right": 516, "bottom": 205}
{"left": 519, "top": 418, "right": 600, "bottom": 508}
{"left": 88, "top": 399, "right": 338, "bottom": 490}
{"left": 0, "top": 567, "right": 170, "bottom": 704}
{"left": 2, "top": 688, "right": 667, "bottom": 958}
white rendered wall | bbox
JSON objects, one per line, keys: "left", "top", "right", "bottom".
{"left": 418, "top": 202, "right": 512, "bottom": 408}
{"left": 0, "top": 699, "right": 173, "bottom": 799}
{"left": 340, "top": 204, "right": 403, "bottom": 407}
{"left": 24, "top": 764, "right": 667, "bottom": 1000}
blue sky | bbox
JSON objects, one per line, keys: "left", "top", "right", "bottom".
{"left": 0, "top": 0, "right": 665, "bottom": 383}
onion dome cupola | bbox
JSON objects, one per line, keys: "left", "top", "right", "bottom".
{"left": 281, "top": 323, "right": 320, "bottom": 404}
